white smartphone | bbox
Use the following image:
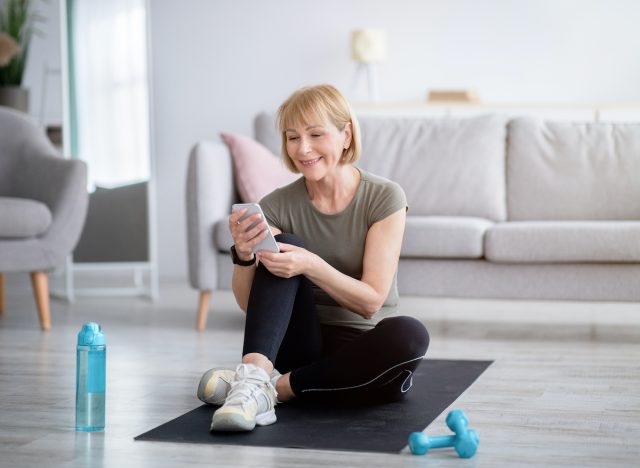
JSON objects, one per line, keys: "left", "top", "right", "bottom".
{"left": 231, "top": 203, "right": 280, "bottom": 253}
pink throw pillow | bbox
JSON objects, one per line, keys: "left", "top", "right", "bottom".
{"left": 220, "top": 132, "right": 298, "bottom": 203}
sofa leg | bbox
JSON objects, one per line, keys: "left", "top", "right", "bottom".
{"left": 0, "top": 273, "right": 5, "bottom": 315}
{"left": 30, "top": 272, "right": 51, "bottom": 331}
{"left": 196, "top": 290, "right": 211, "bottom": 331}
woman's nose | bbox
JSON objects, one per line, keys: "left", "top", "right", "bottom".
{"left": 300, "top": 137, "right": 312, "bottom": 154}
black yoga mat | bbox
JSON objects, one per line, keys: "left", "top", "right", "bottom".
{"left": 135, "top": 359, "right": 492, "bottom": 454}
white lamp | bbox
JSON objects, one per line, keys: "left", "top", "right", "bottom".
{"left": 351, "top": 29, "right": 387, "bottom": 102}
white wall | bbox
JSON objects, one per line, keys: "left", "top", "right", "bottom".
{"left": 19, "top": 0, "right": 640, "bottom": 280}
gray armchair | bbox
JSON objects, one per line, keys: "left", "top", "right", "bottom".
{"left": 0, "top": 107, "right": 88, "bottom": 330}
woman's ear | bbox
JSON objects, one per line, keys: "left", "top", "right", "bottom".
{"left": 343, "top": 122, "right": 353, "bottom": 149}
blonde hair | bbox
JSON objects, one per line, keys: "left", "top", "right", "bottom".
{"left": 277, "top": 84, "right": 361, "bottom": 173}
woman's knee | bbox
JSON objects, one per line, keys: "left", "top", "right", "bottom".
{"left": 254, "top": 233, "right": 304, "bottom": 276}
{"left": 379, "top": 316, "right": 429, "bottom": 358}
{"left": 275, "top": 232, "right": 304, "bottom": 248}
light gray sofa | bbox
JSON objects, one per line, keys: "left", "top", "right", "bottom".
{"left": 186, "top": 113, "right": 640, "bottom": 328}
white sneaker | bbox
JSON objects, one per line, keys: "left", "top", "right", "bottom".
{"left": 198, "top": 367, "right": 282, "bottom": 405}
{"left": 210, "top": 363, "right": 278, "bottom": 432}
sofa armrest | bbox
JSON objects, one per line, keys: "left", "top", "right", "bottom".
{"left": 186, "top": 141, "right": 236, "bottom": 290}
{"left": 14, "top": 152, "right": 88, "bottom": 266}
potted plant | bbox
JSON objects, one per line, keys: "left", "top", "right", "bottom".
{"left": 0, "top": 0, "right": 42, "bottom": 112}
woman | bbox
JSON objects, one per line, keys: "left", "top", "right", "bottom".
{"left": 198, "top": 84, "right": 429, "bottom": 432}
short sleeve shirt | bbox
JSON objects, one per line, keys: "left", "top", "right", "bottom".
{"left": 260, "top": 169, "right": 407, "bottom": 330}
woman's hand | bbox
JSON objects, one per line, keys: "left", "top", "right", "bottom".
{"left": 228, "top": 209, "right": 269, "bottom": 261}
{"left": 257, "top": 243, "right": 317, "bottom": 278}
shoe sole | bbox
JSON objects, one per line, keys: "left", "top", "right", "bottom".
{"left": 210, "top": 409, "right": 276, "bottom": 432}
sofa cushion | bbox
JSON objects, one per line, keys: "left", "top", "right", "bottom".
{"left": 402, "top": 216, "right": 492, "bottom": 258}
{"left": 220, "top": 132, "right": 298, "bottom": 203}
{"left": 485, "top": 221, "right": 640, "bottom": 263}
{"left": 356, "top": 115, "right": 507, "bottom": 222}
{"left": 254, "top": 113, "right": 508, "bottom": 222}
{"left": 214, "top": 216, "right": 494, "bottom": 260}
{"left": 507, "top": 118, "right": 640, "bottom": 220}
{"left": 0, "top": 197, "right": 52, "bottom": 238}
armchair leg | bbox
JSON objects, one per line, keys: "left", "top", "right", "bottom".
{"left": 196, "top": 290, "right": 211, "bottom": 331}
{"left": 0, "top": 273, "right": 5, "bottom": 315}
{"left": 30, "top": 272, "right": 51, "bottom": 331}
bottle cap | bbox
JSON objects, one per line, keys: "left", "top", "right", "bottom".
{"left": 77, "top": 322, "right": 106, "bottom": 346}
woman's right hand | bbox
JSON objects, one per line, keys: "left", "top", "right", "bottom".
{"left": 228, "top": 209, "right": 269, "bottom": 261}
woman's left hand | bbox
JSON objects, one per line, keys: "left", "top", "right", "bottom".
{"left": 256, "top": 243, "right": 316, "bottom": 278}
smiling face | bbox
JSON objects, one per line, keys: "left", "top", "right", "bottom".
{"left": 284, "top": 117, "right": 352, "bottom": 181}
{"left": 277, "top": 85, "right": 362, "bottom": 174}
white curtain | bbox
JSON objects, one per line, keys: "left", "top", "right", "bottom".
{"left": 72, "top": 0, "right": 150, "bottom": 188}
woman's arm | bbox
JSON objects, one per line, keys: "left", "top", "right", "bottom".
{"left": 231, "top": 264, "right": 256, "bottom": 313}
{"left": 232, "top": 226, "right": 283, "bottom": 312}
{"left": 229, "top": 207, "right": 282, "bottom": 312}
{"left": 257, "top": 208, "right": 405, "bottom": 319}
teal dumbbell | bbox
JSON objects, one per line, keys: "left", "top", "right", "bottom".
{"left": 409, "top": 410, "right": 479, "bottom": 458}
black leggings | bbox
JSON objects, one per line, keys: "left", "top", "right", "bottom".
{"left": 242, "top": 233, "right": 430, "bottom": 405}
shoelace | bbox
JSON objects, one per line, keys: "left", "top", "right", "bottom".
{"left": 225, "top": 368, "right": 276, "bottom": 407}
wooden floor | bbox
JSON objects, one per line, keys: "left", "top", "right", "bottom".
{"left": 1, "top": 274, "right": 639, "bottom": 467}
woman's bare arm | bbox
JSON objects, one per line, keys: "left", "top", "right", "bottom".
{"left": 258, "top": 209, "right": 405, "bottom": 319}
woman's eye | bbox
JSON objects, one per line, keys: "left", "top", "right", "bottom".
{"left": 311, "top": 133, "right": 322, "bottom": 138}
{"left": 287, "top": 136, "right": 299, "bottom": 141}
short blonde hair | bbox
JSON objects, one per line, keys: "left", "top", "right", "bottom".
{"left": 277, "top": 84, "right": 361, "bottom": 173}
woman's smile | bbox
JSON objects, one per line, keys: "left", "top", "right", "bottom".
{"left": 300, "top": 157, "right": 322, "bottom": 167}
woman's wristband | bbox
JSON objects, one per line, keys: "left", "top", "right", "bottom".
{"left": 230, "top": 245, "right": 256, "bottom": 266}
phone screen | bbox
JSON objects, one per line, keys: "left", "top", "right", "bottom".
{"left": 231, "top": 203, "right": 280, "bottom": 253}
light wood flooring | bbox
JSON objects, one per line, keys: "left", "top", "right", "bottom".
{"left": 1, "top": 274, "right": 639, "bottom": 467}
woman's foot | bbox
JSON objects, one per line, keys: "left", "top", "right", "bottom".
{"left": 210, "top": 363, "right": 278, "bottom": 432}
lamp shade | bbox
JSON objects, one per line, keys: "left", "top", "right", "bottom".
{"left": 351, "top": 29, "right": 387, "bottom": 63}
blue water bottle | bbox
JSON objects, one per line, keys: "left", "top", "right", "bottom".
{"left": 75, "top": 322, "right": 106, "bottom": 431}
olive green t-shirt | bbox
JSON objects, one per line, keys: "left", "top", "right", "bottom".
{"left": 260, "top": 169, "right": 408, "bottom": 330}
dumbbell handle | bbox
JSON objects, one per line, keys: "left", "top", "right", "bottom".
{"left": 409, "top": 431, "right": 479, "bottom": 458}
{"left": 426, "top": 434, "right": 456, "bottom": 449}
{"left": 409, "top": 432, "right": 455, "bottom": 454}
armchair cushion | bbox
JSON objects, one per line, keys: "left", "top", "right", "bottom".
{"left": 220, "top": 132, "right": 297, "bottom": 203}
{"left": 0, "top": 197, "right": 52, "bottom": 238}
